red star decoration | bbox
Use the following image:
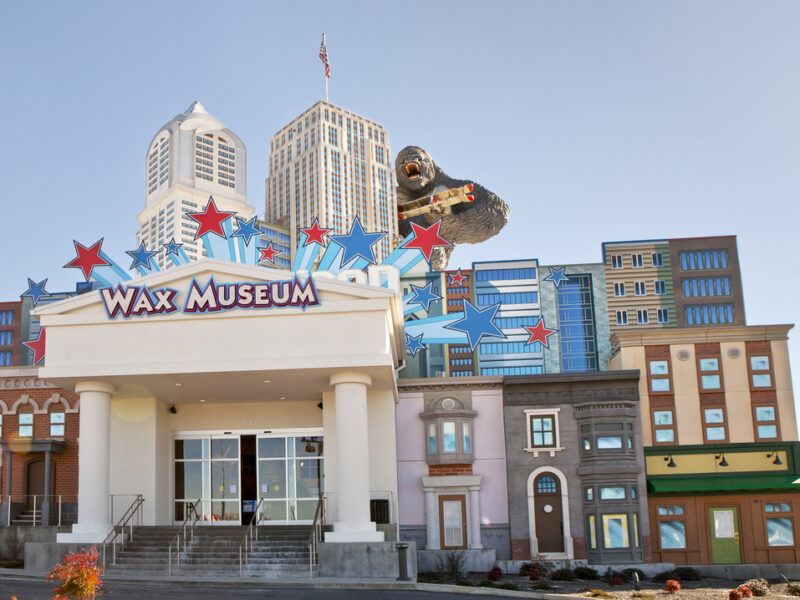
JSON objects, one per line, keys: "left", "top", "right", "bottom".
{"left": 448, "top": 269, "right": 469, "bottom": 286}
{"left": 402, "top": 220, "right": 452, "bottom": 263}
{"left": 524, "top": 319, "right": 558, "bottom": 349}
{"left": 64, "top": 239, "right": 110, "bottom": 280}
{"left": 23, "top": 329, "right": 46, "bottom": 365}
{"left": 187, "top": 198, "right": 236, "bottom": 240}
{"left": 300, "top": 219, "right": 331, "bottom": 246}
{"left": 259, "top": 243, "right": 279, "bottom": 264}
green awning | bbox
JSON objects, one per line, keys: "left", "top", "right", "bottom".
{"left": 648, "top": 475, "right": 800, "bottom": 494}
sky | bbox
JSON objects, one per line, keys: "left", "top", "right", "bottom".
{"left": 1, "top": 1, "right": 798, "bottom": 395}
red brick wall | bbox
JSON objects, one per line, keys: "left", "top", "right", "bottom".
{"left": 428, "top": 464, "right": 472, "bottom": 476}
{"left": 573, "top": 537, "right": 587, "bottom": 559}
{"left": 642, "top": 535, "right": 653, "bottom": 562}
{"left": 510, "top": 537, "right": 530, "bottom": 560}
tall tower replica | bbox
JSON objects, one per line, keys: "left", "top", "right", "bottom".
{"left": 265, "top": 100, "right": 397, "bottom": 264}
{"left": 138, "top": 102, "right": 254, "bottom": 268}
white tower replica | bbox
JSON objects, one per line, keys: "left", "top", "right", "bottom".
{"left": 265, "top": 100, "right": 397, "bottom": 264}
{"left": 138, "top": 102, "right": 254, "bottom": 268}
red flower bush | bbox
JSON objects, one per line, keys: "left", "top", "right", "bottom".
{"left": 487, "top": 566, "right": 503, "bottom": 581}
{"left": 664, "top": 579, "right": 682, "bottom": 594}
{"left": 729, "top": 590, "right": 743, "bottom": 600}
{"left": 47, "top": 546, "right": 103, "bottom": 600}
{"left": 738, "top": 586, "right": 753, "bottom": 598}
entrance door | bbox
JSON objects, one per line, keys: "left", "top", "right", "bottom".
{"left": 240, "top": 435, "right": 257, "bottom": 524}
{"left": 439, "top": 495, "right": 467, "bottom": 549}
{"left": 24, "top": 459, "right": 54, "bottom": 511}
{"left": 534, "top": 473, "right": 564, "bottom": 553}
{"left": 709, "top": 507, "right": 742, "bottom": 564}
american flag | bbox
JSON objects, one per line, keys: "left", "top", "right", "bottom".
{"left": 319, "top": 34, "right": 330, "bottom": 78}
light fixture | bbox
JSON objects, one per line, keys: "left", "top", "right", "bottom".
{"left": 716, "top": 453, "right": 729, "bottom": 467}
{"left": 199, "top": 399, "right": 206, "bottom": 403}
{"left": 174, "top": 382, "right": 182, "bottom": 387}
{"left": 263, "top": 379, "right": 271, "bottom": 384}
{"left": 767, "top": 451, "right": 783, "bottom": 466}
{"left": 279, "top": 396, "right": 286, "bottom": 400}
{"left": 664, "top": 455, "right": 676, "bottom": 468}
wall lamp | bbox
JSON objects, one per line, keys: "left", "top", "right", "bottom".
{"left": 716, "top": 453, "right": 729, "bottom": 467}
{"left": 664, "top": 455, "right": 677, "bottom": 468}
{"left": 767, "top": 451, "right": 783, "bottom": 465}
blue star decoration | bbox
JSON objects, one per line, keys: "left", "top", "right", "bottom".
{"left": 125, "top": 242, "right": 157, "bottom": 270}
{"left": 329, "top": 216, "right": 387, "bottom": 266}
{"left": 544, "top": 266, "right": 569, "bottom": 287}
{"left": 232, "top": 216, "right": 261, "bottom": 245}
{"left": 405, "top": 333, "right": 426, "bottom": 357}
{"left": 408, "top": 282, "right": 441, "bottom": 312}
{"left": 445, "top": 300, "right": 505, "bottom": 351}
{"left": 21, "top": 278, "right": 50, "bottom": 307}
{"left": 163, "top": 238, "right": 183, "bottom": 257}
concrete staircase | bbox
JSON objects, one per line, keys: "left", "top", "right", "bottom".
{"left": 105, "top": 525, "right": 312, "bottom": 578}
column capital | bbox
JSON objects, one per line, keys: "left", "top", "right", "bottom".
{"left": 75, "top": 381, "right": 116, "bottom": 395}
{"left": 329, "top": 372, "right": 372, "bottom": 387}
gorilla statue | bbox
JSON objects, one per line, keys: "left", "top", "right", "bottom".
{"left": 395, "top": 146, "right": 510, "bottom": 270}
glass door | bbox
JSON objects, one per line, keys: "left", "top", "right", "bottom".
{"left": 257, "top": 434, "right": 323, "bottom": 523}
{"left": 210, "top": 437, "right": 240, "bottom": 523}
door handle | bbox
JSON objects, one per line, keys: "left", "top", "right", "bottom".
{"left": 734, "top": 532, "right": 740, "bottom": 544}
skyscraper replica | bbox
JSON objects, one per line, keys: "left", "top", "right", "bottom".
{"left": 265, "top": 100, "right": 397, "bottom": 264}
{"left": 137, "top": 102, "right": 254, "bottom": 268}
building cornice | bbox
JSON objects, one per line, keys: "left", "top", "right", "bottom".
{"left": 397, "top": 376, "right": 503, "bottom": 392}
{"left": 0, "top": 367, "right": 54, "bottom": 390}
{"left": 611, "top": 324, "right": 794, "bottom": 348}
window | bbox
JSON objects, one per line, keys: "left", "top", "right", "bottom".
{"left": 616, "top": 310, "right": 628, "bottom": 325}
{"left": 428, "top": 423, "right": 437, "bottom": 454}
{"left": 684, "top": 304, "right": 735, "bottom": 325}
{"left": 698, "top": 357, "right": 722, "bottom": 391}
{"left": 602, "top": 514, "right": 630, "bottom": 548}
{"left": 651, "top": 252, "right": 664, "bottom": 267}
{"left": 654, "top": 280, "right": 666, "bottom": 295}
{"left": 657, "top": 308, "right": 669, "bottom": 323}
{"left": 50, "top": 412, "right": 65, "bottom": 437}
{"left": 525, "top": 410, "right": 561, "bottom": 454}
{"left": 649, "top": 360, "right": 671, "bottom": 392}
{"left": 658, "top": 505, "right": 687, "bottom": 549}
{"left": 653, "top": 409, "right": 675, "bottom": 443}
{"left": 764, "top": 503, "right": 793, "bottom": 547}
{"left": 679, "top": 250, "right": 728, "bottom": 270}
{"left": 682, "top": 277, "right": 731, "bottom": 297}
{"left": 704, "top": 408, "right": 727, "bottom": 441}
{"left": 750, "top": 356, "right": 772, "bottom": 388}
{"left": 19, "top": 412, "right": 33, "bottom": 437}
{"left": 597, "top": 436, "right": 623, "bottom": 449}
{"left": 755, "top": 405, "right": 779, "bottom": 440}
{"left": 536, "top": 475, "right": 558, "bottom": 493}
{"left": 631, "top": 254, "right": 643, "bottom": 268}
{"left": 600, "top": 487, "right": 626, "bottom": 500}
{"left": 588, "top": 515, "right": 597, "bottom": 549}
{"left": 634, "top": 281, "right": 646, "bottom": 296}
{"left": 614, "top": 282, "right": 625, "bottom": 297}
{"left": 637, "top": 309, "right": 649, "bottom": 324}
{"left": 0, "top": 311, "right": 12, "bottom": 325}
{"left": 585, "top": 487, "right": 594, "bottom": 501}
{"left": 0, "top": 331, "right": 11, "bottom": 345}
{"left": 442, "top": 421, "right": 457, "bottom": 453}
{"left": 610, "top": 255, "right": 623, "bottom": 269}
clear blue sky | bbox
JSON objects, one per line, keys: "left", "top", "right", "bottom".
{"left": 1, "top": 1, "right": 798, "bottom": 394}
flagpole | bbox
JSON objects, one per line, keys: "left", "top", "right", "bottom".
{"left": 323, "top": 33, "right": 329, "bottom": 102}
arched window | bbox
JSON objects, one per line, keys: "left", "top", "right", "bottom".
{"left": 536, "top": 474, "right": 559, "bottom": 494}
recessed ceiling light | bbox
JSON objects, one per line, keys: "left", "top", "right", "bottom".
{"left": 263, "top": 379, "right": 271, "bottom": 384}
{"left": 174, "top": 383, "right": 182, "bottom": 387}
{"left": 199, "top": 399, "right": 206, "bottom": 403}
{"left": 279, "top": 396, "right": 286, "bottom": 400}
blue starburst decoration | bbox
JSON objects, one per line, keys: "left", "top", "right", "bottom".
{"left": 544, "top": 266, "right": 569, "bottom": 287}
{"left": 21, "top": 278, "right": 50, "bottom": 307}
{"left": 125, "top": 242, "right": 157, "bottom": 270}
{"left": 405, "top": 333, "right": 426, "bottom": 357}
{"left": 232, "top": 216, "right": 261, "bottom": 246}
{"left": 444, "top": 300, "right": 505, "bottom": 351}
{"left": 329, "top": 216, "right": 387, "bottom": 266}
{"left": 409, "top": 282, "right": 441, "bottom": 312}
{"left": 163, "top": 238, "right": 183, "bottom": 257}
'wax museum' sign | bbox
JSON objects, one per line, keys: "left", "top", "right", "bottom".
{"left": 100, "top": 276, "right": 320, "bottom": 319}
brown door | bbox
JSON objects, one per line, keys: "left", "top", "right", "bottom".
{"left": 25, "top": 460, "right": 54, "bottom": 510}
{"left": 438, "top": 495, "right": 467, "bottom": 549}
{"left": 534, "top": 473, "right": 564, "bottom": 553}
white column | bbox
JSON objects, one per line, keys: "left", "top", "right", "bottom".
{"left": 324, "top": 372, "right": 384, "bottom": 542}
{"left": 468, "top": 486, "right": 483, "bottom": 549}
{"left": 424, "top": 489, "right": 439, "bottom": 549}
{"left": 57, "top": 381, "right": 115, "bottom": 543}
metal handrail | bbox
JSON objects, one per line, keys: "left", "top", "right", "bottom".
{"left": 101, "top": 494, "right": 145, "bottom": 567}
{"left": 4, "top": 494, "right": 66, "bottom": 527}
{"left": 168, "top": 499, "right": 201, "bottom": 576}
{"left": 182, "top": 498, "right": 202, "bottom": 545}
{"left": 307, "top": 492, "right": 325, "bottom": 577}
{"left": 238, "top": 497, "right": 264, "bottom": 576}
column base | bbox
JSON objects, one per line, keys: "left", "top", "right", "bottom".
{"left": 325, "top": 521, "right": 385, "bottom": 543}
{"left": 56, "top": 523, "right": 112, "bottom": 543}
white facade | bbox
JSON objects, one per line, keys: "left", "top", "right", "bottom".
{"left": 265, "top": 100, "right": 397, "bottom": 264}
{"left": 138, "top": 102, "right": 254, "bottom": 268}
{"left": 35, "top": 260, "right": 403, "bottom": 543}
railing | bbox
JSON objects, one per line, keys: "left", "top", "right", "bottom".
{"left": 168, "top": 498, "right": 201, "bottom": 576}
{"left": 101, "top": 494, "right": 144, "bottom": 567}
{"left": 3, "top": 494, "right": 75, "bottom": 527}
{"left": 238, "top": 497, "right": 264, "bottom": 576}
{"left": 307, "top": 492, "right": 326, "bottom": 577}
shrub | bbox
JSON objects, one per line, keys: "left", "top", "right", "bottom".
{"left": 654, "top": 568, "right": 700, "bottom": 583}
{"left": 552, "top": 567, "right": 576, "bottom": 581}
{"left": 737, "top": 585, "right": 753, "bottom": 598}
{"left": 741, "top": 579, "right": 769, "bottom": 597}
{"left": 585, "top": 589, "right": 613, "bottom": 598}
{"left": 478, "top": 579, "right": 496, "bottom": 588}
{"left": 729, "top": 590, "right": 743, "bottom": 600}
{"left": 575, "top": 566, "right": 600, "bottom": 580}
{"left": 532, "top": 582, "right": 555, "bottom": 590}
{"left": 434, "top": 550, "right": 465, "bottom": 580}
{"left": 487, "top": 566, "right": 502, "bottom": 581}
{"left": 519, "top": 556, "right": 553, "bottom": 579}
{"left": 787, "top": 582, "right": 800, "bottom": 597}
{"left": 664, "top": 579, "right": 682, "bottom": 594}
{"left": 47, "top": 546, "right": 103, "bottom": 600}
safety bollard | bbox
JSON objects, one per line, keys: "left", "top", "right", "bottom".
{"left": 396, "top": 542, "right": 411, "bottom": 581}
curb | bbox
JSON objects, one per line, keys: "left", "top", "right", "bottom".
{"left": 417, "top": 583, "right": 588, "bottom": 599}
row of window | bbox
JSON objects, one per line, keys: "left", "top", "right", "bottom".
{"left": 680, "top": 250, "right": 728, "bottom": 271}
{"left": 0, "top": 311, "right": 12, "bottom": 325}
{"left": 609, "top": 252, "right": 663, "bottom": 269}
{"left": 683, "top": 277, "right": 731, "bottom": 298}
{"left": 652, "top": 404, "right": 778, "bottom": 443}
{"left": 475, "top": 267, "right": 537, "bottom": 281}
{"left": 613, "top": 280, "right": 667, "bottom": 296}
{"left": 649, "top": 355, "right": 773, "bottom": 394}
{"left": 616, "top": 308, "right": 669, "bottom": 325}
{"left": 0, "top": 331, "right": 11, "bottom": 345}
{"left": 685, "top": 304, "right": 735, "bottom": 325}
{"left": 476, "top": 291, "right": 538, "bottom": 305}
{"left": 1, "top": 413, "right": 66, "bottom": 437}
{"left": 585, "top": 485, "right": 638, "bottom": 502}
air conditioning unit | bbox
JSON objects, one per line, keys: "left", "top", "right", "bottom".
{"left": 435, "top": 371, "right": 447, "bottom": 378}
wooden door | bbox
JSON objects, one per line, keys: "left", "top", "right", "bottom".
{"left": 709, "top": 507, "right": 741, "bottom": 564}
{"left": 438, "top": 495, "right": 467, "bottom": 549}
{"left": 24, "top": 460, "right": 54, "bottom": 510}
{"left": 534, "top": 473, "right": 564, "bottom": 553}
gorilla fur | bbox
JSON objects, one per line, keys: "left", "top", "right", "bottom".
{"left": 395, "top": 146, "right": 510, "bottom": 270}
